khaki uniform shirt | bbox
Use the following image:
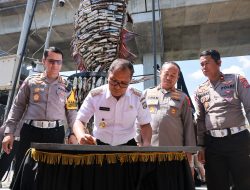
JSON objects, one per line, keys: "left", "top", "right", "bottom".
{"left": 137, "top": 86, "right": 196, "bottom": 146}
{"left": 3, "top": 72, "right": 77, "bottom": 134}
{"left": 195, "top": 73, "right": 250, "bottom": 145}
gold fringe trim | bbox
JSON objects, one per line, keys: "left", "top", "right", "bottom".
{"left": 31, "top": 149, "right": 186, "bottom": 166}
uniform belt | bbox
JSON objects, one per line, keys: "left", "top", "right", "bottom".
{"left": 208, "top": 126, "right": 247, "bottom": 137}
{"left": 24, "top": 120, "right": 63, "bottom": 129}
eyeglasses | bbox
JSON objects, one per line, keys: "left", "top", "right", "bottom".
{"left": 109, "top": 78, "right": 130, "bottom": 88}
{"left": 46, "top": 59, "right": 63, "bottom": 65}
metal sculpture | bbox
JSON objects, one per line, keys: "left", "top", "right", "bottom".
{"left": 70, "top": 0, "right": 138, "bottom": 107}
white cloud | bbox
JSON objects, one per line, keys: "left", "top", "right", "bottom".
{"left": 222, "top": 65, "right": 245, "bottom": 76}
{"left": 238, "top": 56, "right": 250, "bottom": 68}
{"left": 189, "top": 70, "right": 204, "bottom": 80}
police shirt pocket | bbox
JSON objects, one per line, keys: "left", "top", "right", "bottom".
{"left": 31, "top": 87, "right": 43, "bottom": 103}
{"left": 168, "top": 106, "right": 179, "bottom": 117}
{"left": 57, "top": 88, "right": 68, "bottom": 104}
{"left": 96, "top": 110, "right": 113, "bottom": 128}
{"left": 147, "top": 102, "right": 158, "bottom": 114}
{"left": 221, "top": 90, "right": 236, "bottom": 104}
{"left": 169, "top": 100, "right": 177, "bottom": 107}
{"left": 122, "top": 109, "right": 138, "bottom": 128}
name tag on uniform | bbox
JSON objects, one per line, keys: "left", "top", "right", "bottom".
{"left": 147, "top": 99, "right": 158, "bottom": 105}
{"left": 99, "top": 107, "right": 110, "bottom": 111}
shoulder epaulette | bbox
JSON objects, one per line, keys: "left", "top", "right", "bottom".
{"left": 199, "top": 80, "right": 209, "bottom": 87}
{"left": 90, "top": 88, "right": 103, "bottom": 97}
{"left": 58, "top": 76, "right": 66, "bottom": 84}
{"left": 148, "top": 86, "right": 156, "bottom": 89}
{"left": 130, "top": 87, "right": 142, "bottom": 97}
{"left": 196, "top": 80, "right": 210, "bottom": 92}
{"left": 28, "top": 73, "right": 43, "bottom": 84}
{"left": 176, "top": 88, "right": 189, "bottom": 95}
{"left": 146, "top": 86, "right": 158, "bottom": 93}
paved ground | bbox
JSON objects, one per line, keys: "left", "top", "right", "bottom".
{"left": 0, "top": 170, "right": 13, "bottom": 189}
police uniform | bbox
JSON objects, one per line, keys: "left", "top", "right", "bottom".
{"left": 136, "top": 86, "right": 195, "bottom": 146}
{"left": 195, "top": 73, "right": 250, "bottom": 190}
{"left": 76, "top": 84, "right": 151, "bottom": 146}
{"left": 2, "top": 72, "right": 77, "bottom": 182}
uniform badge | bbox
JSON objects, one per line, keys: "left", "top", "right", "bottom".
{"left": 99, "top": 119, "right": 106, "bottom": 128}
{"left": 34, "top": 87, "right": 40, "bottom": 93}
{"left": 147, "top": 97, "right": 158, "bottom": 105}
{"left": 149, "top": 105, "right": 156, "bottom": 113}
{"left": 33, "top": 93, "right": 40, "bottom": 102}
{"left": 66, "top": 90, "right": 77, "bottom": 110}
{"left": 169, "top": 107, "right": 177, "bottom": 116}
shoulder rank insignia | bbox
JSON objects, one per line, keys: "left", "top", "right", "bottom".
{"left": 90, "top": 88, "right": 103, "bottom": 97}
{"left": 29, "top": 73, "right": 43, "bottom": 84}
{"left": 197, "top": 81, "right": 210, "bottom": 93}
{"left": 222, "top": 80, "right": 233, "bottom": 85}
{"left": 131, "top": 88, "right": 142, "bottom": 97}
{"left": 58, "top": 76, "right": 68, "bottom": 86}
{"left": 239, "top": 75, "right": 250, "bottom": 88}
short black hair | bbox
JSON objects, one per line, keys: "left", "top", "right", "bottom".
{"left": 108, "top": 58, "right": 134, "bottom": 78}
{"left": 43, "top": 47, "right": 64, "bottom": 59}
{"left": 162, "top": 61, "right": 181, "bottom": 75}
{"left": 200, "top": 49, "right": 221, "bottom": 62}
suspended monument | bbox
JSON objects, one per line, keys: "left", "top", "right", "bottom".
{"left": 69, "top": 0, "right": 138, "bottom": 106}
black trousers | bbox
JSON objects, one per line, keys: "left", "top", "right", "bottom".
{"left": 96, "top": 138, "right": 137, "bottom": 146}
{"left": 12, "top": 123, "right": 65, "bottom": 188}
{"left": 204, "top": 130, "right": 250, "bottom": 190}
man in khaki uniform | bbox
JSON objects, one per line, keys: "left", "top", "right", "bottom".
{"left": 136, "top": 62, "right": 196, "bottom": 165}
{"left": 1, "top": 47, "right": 77, "bottom": 185}
{"left": 195, "top": 49, "right": 250, "bottom": 190}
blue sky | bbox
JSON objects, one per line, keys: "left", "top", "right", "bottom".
{"left": 131, "top": 55, "right": 250, "bottom": 104}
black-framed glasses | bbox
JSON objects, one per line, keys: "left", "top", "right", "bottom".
{"left": 109, "top": 78, "right": 130, "bottom": 88}
{"left": 46, "top": 59, "right": 63, "bottom": 65}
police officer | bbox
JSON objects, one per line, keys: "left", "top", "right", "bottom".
{"left": 1, "top": 47, "right": 77, "bottom": 183}
{"left": 136, "top": 62, "right": 196, "bottom": 169}
{"left": 137, "top": 62, "right": 195, "bottom": 147}
{"left": 195, "top": 49, "right": 250, "bottom": 190}
{"left": 73, "top": 58, "right": 152, "bottom": 146}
